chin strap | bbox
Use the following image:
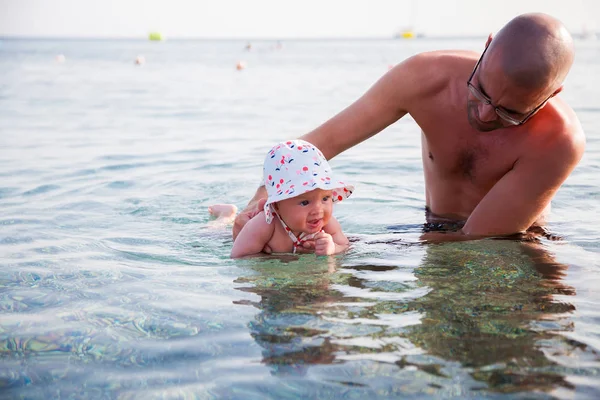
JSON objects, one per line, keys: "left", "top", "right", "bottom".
{"left": 274, "top": 212, "right": 323, "bottom": 254}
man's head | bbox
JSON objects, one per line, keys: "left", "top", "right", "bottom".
{"left": 467, "top": 13, "right": 575, "bottom": 132}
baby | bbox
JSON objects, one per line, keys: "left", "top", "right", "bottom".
{"left": 210, "top": 139, "right": 353, "bottom": 258}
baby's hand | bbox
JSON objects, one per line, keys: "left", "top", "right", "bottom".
{"left": 314, "top": 231, "right": 336, "bottom": 256}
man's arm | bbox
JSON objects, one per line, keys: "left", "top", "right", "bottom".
{"left": 421, "top": 128, "right": 584, "bottom": 244}
{"left": 462, "top": 127, "right": 585, "bottom": 237}
{"left": 301, "top": 53, "right": 438, "bottom": 160}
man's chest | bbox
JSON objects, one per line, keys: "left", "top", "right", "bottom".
{"left": 421, "top": 129, "right": 522, "bottom": 187}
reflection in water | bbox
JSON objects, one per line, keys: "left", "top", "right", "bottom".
{"left": 234, "top": 239, "right": 579, "bottom": 395}
{"left": 405, "top": 240, "right": 576, "bottom": 394}
{"left": 234, "top": 256, "right": 345, "bottom": 377}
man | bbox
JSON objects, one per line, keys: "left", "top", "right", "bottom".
{"left": 234, "top": 13, "right": 585, "bottom": 244}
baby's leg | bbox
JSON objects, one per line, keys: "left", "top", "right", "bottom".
{"left": 208, "top": 204, "right": 238, "bottom": 226}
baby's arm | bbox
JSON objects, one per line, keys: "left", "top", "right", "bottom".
{"left": 230, "top": 211, "right": 275, "bottom": 258}
{"left": 315, "top": 216, "right": 349, "bottom": 255}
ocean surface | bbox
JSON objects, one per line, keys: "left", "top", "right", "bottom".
{"left": 1, "top": 37, "right": 599, "bottom": 399}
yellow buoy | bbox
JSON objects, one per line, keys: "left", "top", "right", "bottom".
{"left": 401, "top": 31, "right": 415, "bottom": 39}
{"left": 148, "top": 32, "right": 163, "bottom": 41}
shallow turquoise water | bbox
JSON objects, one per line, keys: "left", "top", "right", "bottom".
{"left": 1, "top": 38, "right": 599, "bottom": 399}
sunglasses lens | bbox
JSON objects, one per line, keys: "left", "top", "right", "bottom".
{"left": 496, "top": 110, "right": 520, "bottom": 125}
{"left": 468, "top": 84, "right": 488, "bottom": 104}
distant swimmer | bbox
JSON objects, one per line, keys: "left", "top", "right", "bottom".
{"left": 135, "top": 55, "right": 145, "bottom": 65}
{"left": 56, "top": 54, "right": 66, "bottom": 63}
{"left": 245, "top": 42, "right": 252, "bottom": 51}
{"left": 236, "top": 60, "right": 247, "bottom": 70}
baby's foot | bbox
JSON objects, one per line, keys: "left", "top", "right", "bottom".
{"left": 208, "top": 204, "right": 238, "bottom": 219}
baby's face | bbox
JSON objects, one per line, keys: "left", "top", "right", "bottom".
{"left": 275, "top": 189, "right": 333, "bottom": 234}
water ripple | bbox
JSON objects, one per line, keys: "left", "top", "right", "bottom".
{"left": 22, "top": 184, "right": 61, "bottom": 196}
{"left": 1, "top": 37, "right": 599, "bottom": 399}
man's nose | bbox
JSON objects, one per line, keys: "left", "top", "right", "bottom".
{"left": 477, "top": 102, "right": 499, "bottom": 122}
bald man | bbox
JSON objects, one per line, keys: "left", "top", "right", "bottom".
{"left": 234, "top": 13, "right": 585, "bottom": 243}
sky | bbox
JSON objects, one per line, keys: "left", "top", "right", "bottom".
{"left": 0, "top": 0, "right": 598, "bottom": 39}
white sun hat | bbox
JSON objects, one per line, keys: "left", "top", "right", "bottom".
{"left": 263, "top": 139, "right": 354, "bottom": 223}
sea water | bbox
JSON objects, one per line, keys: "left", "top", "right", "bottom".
{"left": 1, "top": 37, "right": 599, "bottom": 399}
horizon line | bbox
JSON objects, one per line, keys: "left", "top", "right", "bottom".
{"left": 0, "top": 34, "right": 494, "bottom": 41}
{"left": 1, "top": 31, "right": 595, "bottom": 41}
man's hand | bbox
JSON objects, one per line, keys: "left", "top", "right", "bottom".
{"left": 314, "top": 231, "right": 336, "bottom": 256}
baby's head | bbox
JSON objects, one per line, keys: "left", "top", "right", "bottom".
{"left": 263, "top": 140, "right": 353, "bottom": 233}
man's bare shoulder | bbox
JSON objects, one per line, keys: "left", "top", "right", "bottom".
{"left": 415, "top": 49, "right": 477, "bottom": 61}
{"left": 544, "top": 97, "right": 584, "bottom": 151}
{"left": 522, "top": 96, "right": 585, "bottom": 167}
{"left": 552, "top": 102, "right": 585, "bottom": 166}
{"left": 388, "top": 50, "right": 477, "bottom": 94}
{"left": 399, "top": 50, "right": 477, "bottom": 71}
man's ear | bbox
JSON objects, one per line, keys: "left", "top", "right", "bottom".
{"left": 552, "top": 85, "right": 564, "bottom": 97}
